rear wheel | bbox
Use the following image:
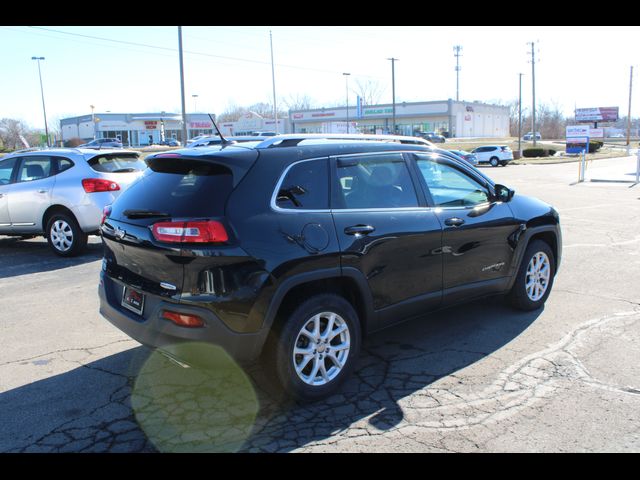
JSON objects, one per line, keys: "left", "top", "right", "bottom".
{"left": 265, "top": 293, "right": 361, "bottom": 402}
{"left": 508, "top": 239, "right": 555, "bottom": 311}
{"left": 490, "top": 157, "right": 500, "bottom": 167}
{"left": 46, "top": 212, "right": 87, "bottom": 257}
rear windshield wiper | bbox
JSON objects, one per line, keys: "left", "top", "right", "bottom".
{"left": 123, "top": 209, "right": 171, "bottom": 219}
{"left": 112, "top": 168, "right": 139, "bottom": 173}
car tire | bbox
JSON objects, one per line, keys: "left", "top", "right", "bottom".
{"left": 265, "top": 293, "right": 361, "bottom": 402}
{"left": 500, "top": 161, "right": 509, "bottom": 167}
{"left": 45, "top": 212, "right": 87, "bottom": 257}
{"left": 490, "top": 157, "right": 500, "bottom": 167}
{"left": 508, "top": 239, "right": 555, "bottom": 311}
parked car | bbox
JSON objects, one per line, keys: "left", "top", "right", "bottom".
{"left": 98, "top": 133, "right": 562, "bottom": 402}
{"left": 158, "top": 139, "right": 181, "bottom": 147}
{"left": 522, "top": 132, "right": 541, "bottom": 141}
{"left": 471, "top": 145, "right": 514, "bottom": 167}
{"left": 416, "top": 131, "right": 446, "bottom": 143}
{"left": 78, "top": 138, "right": 123, "bottom": 149}
{"left": 0, "top": 147, "right": 146, "bottom": 256}
{"left": 186, "top": 134, "right": 211, "bottom": 146}
{"left": 448, "top": 149, "right": 478, "bottom": 166}
{"left": 251, "top": 131, "right": 278, "bottom": 136}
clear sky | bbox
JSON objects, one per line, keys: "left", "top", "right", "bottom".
{"left": 1, "top": 25, "right": 639, "bottom": 130}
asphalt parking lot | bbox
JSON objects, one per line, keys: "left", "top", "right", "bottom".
{"left": 1, "top": 156, "right": 639, "bottom": 453}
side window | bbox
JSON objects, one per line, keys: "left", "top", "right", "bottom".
{"left": 0, "top": 157, "right": 18, "bottom": 185}
{"left": 333, "top": 153, "right": 419, "bottom": 209}
{"left": 275, "top": 158, "right": 329, "bottom": 210}
{"left": 56, "top": 158, "right": 74, "bottom": 173}
{"left": 416, "top": 155, "right": 489, "bottom": 207}
{"left": 17, "top": 156, "right": 53, "bottom": 182}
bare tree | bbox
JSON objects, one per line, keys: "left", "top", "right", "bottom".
{"left": 0, "top": 118, "right": 32, "bottom": 150}
{"left": 353, "top": 78, "right": 385, "bottom": 106}
{"left": 282, "top": 94, "right": 316, "bottom": 112}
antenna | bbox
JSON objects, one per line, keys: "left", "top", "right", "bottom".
{"left": 207, "top": 113, "right": 236, "bottom": 146}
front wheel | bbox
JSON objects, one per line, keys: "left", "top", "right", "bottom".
{"left": 508, "top": 239, "right": 555, "bottom": 311}
{"left": 265, "top": 294, "right": 361, "bottom": 402}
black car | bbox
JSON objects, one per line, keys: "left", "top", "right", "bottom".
{"left": 98, "top": 134, "right": 562, "bottom": 401}
{"left": 416, "top": 131, "right": 446, "bottom": 143}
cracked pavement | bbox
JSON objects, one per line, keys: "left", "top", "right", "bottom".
{"left": 1, "top": 157, "right": 639, "bottom": 452}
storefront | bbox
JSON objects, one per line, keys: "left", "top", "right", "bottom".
{"left": 289, "top": 100, "right": 510, "bottom": 138}
{"left": 60, "top": 113, "right": 217, "bottom": 146}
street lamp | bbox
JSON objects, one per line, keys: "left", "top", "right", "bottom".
{"left": 90, "top": 105, "right": 96, "bottom": 139}
{"left": 31, "top": 56, "right": 50, "bottom": 147}
{"left": 192, "top": 94, "right": 198, "bottom": 113}
{"left": 387, "top": 58, "right": 398, "bottom": 134}
{"left": 343, "top": 73, "right": 351, "bottom": 133}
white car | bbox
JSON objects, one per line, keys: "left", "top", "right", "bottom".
{"left": 471, "top": 145, "right": 514, "bottom": 167}
{"left": 0, "top": 147, "right": 146, "bottom": 256}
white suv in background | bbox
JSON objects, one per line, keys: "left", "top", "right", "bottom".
{"left": 0, "top": 148, "right": 146, "bottom": 256}
{"left": 471, "top": 145, "right": 514, "bottom": 167}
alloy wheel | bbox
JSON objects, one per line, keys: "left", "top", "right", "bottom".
{"left": 292, "top": 311, "right": 351, "bottom": 386}
{"left": 525, "top": 251, "right": 551, "bottom": 301}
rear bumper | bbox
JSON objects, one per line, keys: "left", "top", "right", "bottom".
{"left": 98, "top": 272, "right": 267, "bottom": 364}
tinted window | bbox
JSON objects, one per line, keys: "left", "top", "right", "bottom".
{"left": 17, "top": 156, "right": 53, "bottom": 182}
{"left": 87, "top": 154, "right": 146, "bottom": 173}
{"left": 111, "top": 160, "right": 233, "bottom": 222}
{"left": 57, "top": 158, "right": 74, "bottom": 173}
{"left": 276, "top": 159, "right": 328, "bottom": 209}
{"left": 416, "top": 155, "right": 489, "bottom": 207}
{"left": 334, "top": 153, "right": 418, "bottom": 209}
{"left": 0, "top": 157, "right": 17, "bottom": 185}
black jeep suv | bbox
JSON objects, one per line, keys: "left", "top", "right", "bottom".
{"left": 98, "top": 134, "right": 561, "bottom": 401}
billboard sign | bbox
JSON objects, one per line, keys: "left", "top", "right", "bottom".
{"left": 575, "top": 107, "right": 619, "bottom": 123}
{"left": 566, "top": 125, "right": 590, "bottom": 154}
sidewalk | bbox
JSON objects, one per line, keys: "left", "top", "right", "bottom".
{"left": 584, "top": 154, "right": 640, "bottom": 184}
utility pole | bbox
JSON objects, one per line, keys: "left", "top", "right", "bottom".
{"left": 178, "top": 26, "right": 188, "bottom": 144}
{"left": 270, "top": 30, "right": 278, "bottom": 134}
{"left": 627, "top": 65, "right": 633, "bottom": 153}
{"left": 518, "top": 73, "right": 523, "bottom": 156}
{"left": 528, "top": 42, "right": 538, "bottom": 147}
{"left": 31, "top": 56, "right": 49, "bottom": 147}
{"left": 387, "top": 57, "right": 398, "bottom": 134}
{"left": 343, "top": 72, "right": 351, "bottom": 133}
{"left": 453, "top": 45, "right": 462, "bottom": 102}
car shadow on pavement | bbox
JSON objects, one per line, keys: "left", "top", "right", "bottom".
{"left": 0, "top": 297, "right": 541, "bottom": 453}
{"left": 0, "top": 236, "right": 103, "bottom": 279}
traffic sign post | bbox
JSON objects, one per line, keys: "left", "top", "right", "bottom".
{"left": 567, "top": 125, "right": 590, "bottom": 182}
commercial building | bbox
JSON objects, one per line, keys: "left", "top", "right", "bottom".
{"left": 60, "top": 113, "right": 217, "bottom": 147}
{"left": 289, "top": 99, "right": 510, "bottom": 138}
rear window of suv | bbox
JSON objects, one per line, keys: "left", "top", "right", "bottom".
{"left": 87, "top": 153, "right": 146, "bottom": 173}
{"left": 110, "top": 159, "right": 233, "bottom": 222}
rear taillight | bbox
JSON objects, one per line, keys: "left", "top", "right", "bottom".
{"left": 161, "top": 310, "right": 205, "bottom": 328}
{"left": 82, "top": 178, "right": 120, "bottom": 193}
{"left": 151, "top": 220, "right": 229, "bottom": 244}
{"left": 101, "top": 205, "right": 112, "bottom": 225}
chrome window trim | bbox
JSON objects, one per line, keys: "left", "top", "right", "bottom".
{"left": 270, "top": 151, "right": 434, "bottom": 213}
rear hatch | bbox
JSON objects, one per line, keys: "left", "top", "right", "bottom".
{"left": 101, "top": 149, "right": 258, "bottom": 299}
{"left": 85, "top": 151, "right": 147, "bottom": 195}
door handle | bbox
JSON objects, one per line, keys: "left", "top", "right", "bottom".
{"left": 37, "top": 190, "right": 47, "bottom": 194}
{"left": 444, "top": 217, "right": 465, "bottom": 227}
{"left": 344, "top": 224, "right": 375, "bottom": 235}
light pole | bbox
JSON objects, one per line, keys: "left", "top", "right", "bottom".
{"left": 192, "top": 94, "right": 198, "bottom": 113}
{"left": 387, "top": 58, "right": 398, "bottom": 134}
{"left": 31, "top": 56, "right": 50, "bottom": 147}
{"left": 177, "top": 27, "right": 188, "bottom": 144}
{"left": 90, "top": 105, "right": 96, "bottom": 140}
{"left": 343, "top": 72, "right": 351, "bottom": 133}
{"left": 518, "top": 73, "right": 523, "bottom": 157}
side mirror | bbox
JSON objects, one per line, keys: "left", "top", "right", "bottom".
{"left": 493, "top": 184, "right": 514, "bottom": 202}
